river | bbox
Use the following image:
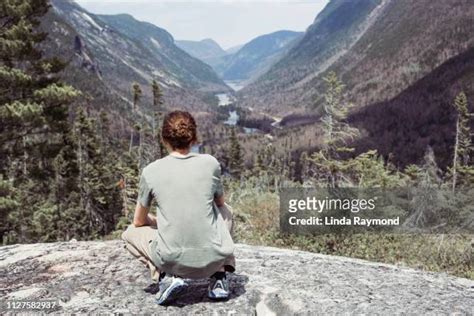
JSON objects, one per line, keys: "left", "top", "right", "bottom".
{"left": 216, "top": 93, "right": 232, "bottom": 106}
{"left": 216, "top": 80, "right": 271, "bottom": 133}
{"left": 215, "top": 80, "right": 245, "bottom": 126}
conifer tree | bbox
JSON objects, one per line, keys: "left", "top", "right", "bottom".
{"left": 309, "top": 72, "right": 357, "bottom": 187}
{"left": 451, "top": 91, "right": 473, "bottom": 191}
{"left": 299, "top": 151, "right": 310, "bottom": 183}
{"left": 406, "top": 147, "right": 445, "bottom": 228}
{"left": 73, "top": 108, "right": 122, "bottom": 237}
{"left": 252, "top": 150, "right": 265, "bottom": 176}
{"left": 228, "top": 128, "right": 243, "bottom": 178}
{"left": 0, "top": 175, "right": 18, "bottom": 243}
{"left": 348, "top": 150, "right": 402, "bottom": 188}
{"left": 0, "top": 0, "right": 79, "bottom": 243}
{"left": 319, "top": 71, "right": 357, "bottom": 158}
{"left": 129, "top": 82, "right": 142, "bottom": 154}
{"left": 152, "top": 80, "right": 166, "bottom": 158}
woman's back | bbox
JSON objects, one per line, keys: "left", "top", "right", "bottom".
{"left": 139, "top": 152, "right": 234, "bottom": 278}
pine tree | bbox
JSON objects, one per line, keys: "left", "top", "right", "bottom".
{"left": 309, "top": 72, "right": 357, "bottom": 187}
{"left": 451, "top": 91, "right": 473, "bottom": 191}
{"left": 406, "top": 147, "right": 445, "bottom": 228}
{"left": 319, "top": 71, "right": 357, "bottom": 158}
{"left": 299, "top": 151, "right": 310, "bottom": 183}
{"left": 129, "top": 82, "right": 142, "bottom": 154}
{"left": 151, "top": 80, "right": 166, "bottom": 158}
{"left": 252, "top": 150, "right": 265, "bottom": 176}
{"left": 73, "top": 108, "right": 122, "bottom": 237}
{"left": 348, "top": 150, "right": 403, "bottom": 188}
{"left": 0, "top": 0, "right": 79, "bottom": 243}
{"left": 0, "top": 175, "right": 19, "bottom": 244}
{"left": 228, "top": 128, "right": 243, "bottom": 178}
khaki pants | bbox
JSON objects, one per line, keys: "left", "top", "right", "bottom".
{"left": 121, "top": 203, "right": 234, "bottom": 282}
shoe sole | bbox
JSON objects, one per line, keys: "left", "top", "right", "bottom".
{"left": 156, "top": 282, "right": 187, "bottom": 305}
{"left": 208, "top": 291, "right": 230, "bottom": 300}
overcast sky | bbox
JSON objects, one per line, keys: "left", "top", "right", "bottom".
{"left": 75, "top": 0, "right": 328, "bottom": 49}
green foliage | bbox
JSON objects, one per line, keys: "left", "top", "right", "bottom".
{"left": 319, "top": 71, "right": 358, "bottom": 156}
{"left": 453, "top": 92, "right": 472, "bottom": 165}
{"left": 228, "top": 127, "right": 243, "bottom": 177}
{"left": 348, "top": 150, "right": 403, "bottom": 188}
{"left": 450, "top": 91, "right": 473, "bottom": 190}
{"left": 309, "top": 72, "right": 359, "bottom": 187}
{"left": 151, "top": 80, "right": 166, "bottom": 158}
{"left": 72, "top": 108, "right": 123, "bottom": 236}
{"left": 0, "top": 175, "right": 19, "bottom": 244}
{"left": 131, "top": 82, "right": 142, "bottom": 112}
{"left": 227, "top": 177, "right": 473, "bottom": 279}
{"left": 0, "top": 0, "right": 80, "bottom": 243}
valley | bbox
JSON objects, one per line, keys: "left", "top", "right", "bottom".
{"left": 2, "top": 0, "right": 473, "bottom": 283}
{"left": 41, "top": 0, "right": 474, "bottom": 171}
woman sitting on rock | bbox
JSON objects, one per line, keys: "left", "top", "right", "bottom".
{"left": 121, "top": 110, "right": 235, "bottom": 305}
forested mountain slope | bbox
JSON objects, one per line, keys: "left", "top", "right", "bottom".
{"left": 41, "top": 5, "right": 133, "bottom": 138}
{"left": 319, "top": 0, "right": 474, "bottom": 112}
{"left": 175, "top": 38, "right": 227, "bottom": 67}
{"left": 96, "top": 13, "right": 227, "bottom": 92}
{"left": 350, "top": 46, "right": 474, "bottom": 169}
{"left": 240, "top": 0, "right": 385, "bottom": 113}
{"left": 218, "top": 30, "right": 303, "bottom": 83}
{"left": 49, "top": 0, "right": 229, "bottom": 116}
{"left": 240, "top": 0, "right": 474, "bottom": 116}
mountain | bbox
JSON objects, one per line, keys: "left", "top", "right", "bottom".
{"left": 176, "top": 31, "right": 303, "bottom": 86}
{"left": 236, "top": 0, "right": 474, "bottom": 168}
{"left": 175, "top": 38, "right": 227, "bottom": 66}
{"left": 96, "top": 14, "right": 227, "bottom": 92}
{"left": 240, "top": 0, "right": 474, "bottom": 116}
{"left": 349, "top": 46, "right": 474, "bottom": 169}
{"left": 226, "top": 44, "right": 244, "bottom": 55}
{"left": 48, "top": 0, "right": 229, "bottom": 117}
{"left": 315, "top": 0, "right": 474, "bottom": 113}
{"left": 41, "top": 3, "right": 135, "bottom": 133}
{"left": 240, "top": 0, "right": 385, "bottom": 114}
{"left": 218, "top": 30, "right": 303, "bottom": 83}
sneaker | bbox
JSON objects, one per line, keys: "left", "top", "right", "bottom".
{"left": 144, "top": 272, "right": 166, "bottom": 294}
{"left": 143, "top": 282, "right": 161, "bottom": 294}
{"left": 155, "top": 275, "right": 187, "bottom": 305}
{"left": 208, "top": 275, "right": 230, "bottom": 300}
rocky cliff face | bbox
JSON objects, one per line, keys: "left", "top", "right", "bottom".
{"left": 46, "top": 0, "right": 229, "bottom": 116}
{"left": 1, "top": 240, "right": 472, "bottom": 314}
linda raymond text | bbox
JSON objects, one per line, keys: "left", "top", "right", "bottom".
{"left": 288, "top": 216, "right": 400, "bottom": 226}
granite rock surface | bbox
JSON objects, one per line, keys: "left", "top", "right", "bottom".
{"left": 1, "top": 240, "right": 473, "bottom": 315}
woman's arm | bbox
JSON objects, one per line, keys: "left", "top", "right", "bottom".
{"left": 133, "top": 201, "right": 157, "bottom": 227}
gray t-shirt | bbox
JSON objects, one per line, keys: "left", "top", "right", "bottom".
{"left": 138, "top": 152, "right": 235, "bottom": 278}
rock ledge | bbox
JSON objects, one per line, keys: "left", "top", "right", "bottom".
{"left": 1, "top": 240, "right": 473, "bottom": 314}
